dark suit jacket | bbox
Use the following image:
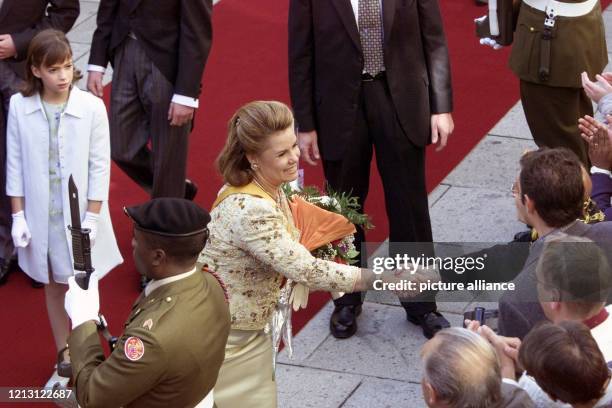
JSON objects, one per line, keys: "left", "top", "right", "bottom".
{"left": 89, "top": 0, "right": 212, "bottom": 99}
{"left": 592, "top": 173, "right": 612, "bottom": 220}
{"left": 498, "top": 221, "right": 612, "bottom": 339}
{"left": 289, "top": 0, "right": 453, "bottom": 160}
{"left": 0, "top": 0, "right": 79, "bottom": 77}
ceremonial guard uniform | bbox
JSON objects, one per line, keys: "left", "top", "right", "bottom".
{"left": 509, "top": 0, "right": 607, "bottom": 165}
{"left": 66, "top": 198, "right": 231, "bottom": 408}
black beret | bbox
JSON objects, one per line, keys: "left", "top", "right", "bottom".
{"left": 124, "top": 198, "right": 211, "bottom": 237}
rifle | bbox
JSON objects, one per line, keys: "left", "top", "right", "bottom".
{"left": 60, "top": 177, "right": 117, "bottom": 379}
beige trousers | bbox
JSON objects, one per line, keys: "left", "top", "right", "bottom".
{"left": 213, "top": 330, "right": 277, "bottom": 408}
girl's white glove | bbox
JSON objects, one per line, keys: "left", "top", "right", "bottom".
{"left": 81, "top": 211, "right": 100, "bottom": 246}
{"left": 11, "top": 211, "right": 31, "bottom": 248}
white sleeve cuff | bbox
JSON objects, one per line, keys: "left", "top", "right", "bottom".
{"left": 87, "top": 65, "right": 106, "bottom": 73}
{"left": 502, "top": 377, "right": 520, "bottom": 387}
{"left": 172, "top": 94, "right": 199, "bottom": 108}
{"left": 590, "top": 166, "right": 612, "bottom": 177}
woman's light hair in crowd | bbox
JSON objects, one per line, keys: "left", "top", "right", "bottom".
{"left": 421, "top": 327, "right": 501, "bottom": 408}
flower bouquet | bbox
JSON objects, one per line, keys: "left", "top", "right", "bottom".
{"left": 270, "top": 185, "right": 373, "bottom": 367}
{"left": 283, "top": 184, "right": 373, "bottom": 309}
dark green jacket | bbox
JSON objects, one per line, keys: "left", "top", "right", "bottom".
{"left": 509, "top": 0, "right": 608, "bottom": 88}
{"left": 69, "top": 270, "right": 230, "bottom": 408}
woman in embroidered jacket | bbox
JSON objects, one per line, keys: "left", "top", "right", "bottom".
{"left": 200, "top": 101, "right": 425, "bottom": 408}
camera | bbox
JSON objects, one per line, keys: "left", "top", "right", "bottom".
{"left": 463, "top": 307, "right": 500, "bottom": 331}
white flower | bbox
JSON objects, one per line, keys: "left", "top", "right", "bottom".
{"left": 313, "top": 195, "right": 341, "bottom": 212}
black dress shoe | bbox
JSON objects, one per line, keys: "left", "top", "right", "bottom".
{"left": 140, "top": 275, "right": 151, "bottom": 290}
{"left": 330, "top": 304, "right": 362, "bottom": 339}
{"left": 0, "top": 258, "right": 10, "bottom": 286}
{"left": 407, "top": 311, "right": 450, "bottom": 339}
{"left": 185, "top": 179, "right": 198, "bottom": 201}
{"left": 30, "top": 277, "right": 44, "bottom": 288}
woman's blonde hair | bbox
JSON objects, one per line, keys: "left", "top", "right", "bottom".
{"left": 217, "top": 101, "right": 294, "bottom": 186}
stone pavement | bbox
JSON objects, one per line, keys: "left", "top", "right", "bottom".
{"left": 66, "top": 2, "right": 612, "bottom": 407}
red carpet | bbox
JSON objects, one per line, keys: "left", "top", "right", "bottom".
{"left": 2, "top": 0, "right": 607, "bottom": 394}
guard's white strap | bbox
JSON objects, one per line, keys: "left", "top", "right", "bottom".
{"left": 523, "top": 0, "right": 598, "bottom": 17}
{"left": 489, "top": 0, "right": 500, "bottom": 36}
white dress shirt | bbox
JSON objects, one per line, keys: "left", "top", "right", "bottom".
{"left": 144, "top": 267, "right": 197, "bottom": 297}
{"left": 87, "top": 64, "right": 199, "bottom": 108}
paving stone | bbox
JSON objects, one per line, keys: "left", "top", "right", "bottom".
{"left": 428, "top": 183, "right": 450, "bottom": 208}
{"left": 73, "top": 1, "right": 99, "bottom": 30}
{"left": 70, "top": 42, "right": 90, "bottom": 62}
{"left": 66, "top": 14, "right": 97, "bottom": 44}
{"left": 300, "top": 303, "right": 463, "bottom": 383}
{"left": 276, "top": 364, "right": 362, "bottom": 408}
{"left": 278, "top": 302, "right": 333, "bottom": 364}
{"left": 430, "top": 186, "right": 526, "bottom": 243}
{"left": 442, "top": 135, "right": 536, "bottom": 191}
{"left": 341, "top": 378, "right": 425, "bottom": 408}
{"left": 488, "top": 102, "right": 533, "bottom": 140}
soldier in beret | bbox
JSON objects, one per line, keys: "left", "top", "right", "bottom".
{"left": 64, "top": 197, "right": 230, "bottom": 408}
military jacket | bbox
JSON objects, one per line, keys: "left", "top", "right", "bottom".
{"left": 509, "top": 0, "right": 608, "bottom": 88}
{"left": 68, "top": 270, "right": 230, "bottom": 408}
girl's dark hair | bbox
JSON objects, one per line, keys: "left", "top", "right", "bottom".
{"left": 21, "top": 29, "right": 82, "bottom": 97}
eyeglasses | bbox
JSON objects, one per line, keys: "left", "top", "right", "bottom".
{"left": 511, "top": 181, "right": 519, "bottom": 197}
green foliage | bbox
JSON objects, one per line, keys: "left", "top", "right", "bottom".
{"left": 283, "top": 184, "right": 374, "bottom": 230}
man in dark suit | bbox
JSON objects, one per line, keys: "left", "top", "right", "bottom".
{"left": 289, "top": 0, "right": 454, "bottom": 339}
{"left": 0, "top": 0, "right": 79, "bottom": 285}
{"left": 499, "top": 148, "right": 612, "bottom": 339}
{"left": 87, "top": 0, "right": 212, "bottom": 200}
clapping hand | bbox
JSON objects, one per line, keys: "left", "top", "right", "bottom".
{"left": 465, "top": 320, "right": 522, "bottom": 379}
{"left": 579, "top": 115, "right": 612, "bottom": 170}
{"left": 581, "top": 72, "right": 612, "bottom": 104}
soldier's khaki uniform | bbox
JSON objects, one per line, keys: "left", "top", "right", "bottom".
{"left": 509, "top": 0, "right": 608, "bottom": 165}
{"left": 69, "top": 270, "right": 230, "bottom": 408}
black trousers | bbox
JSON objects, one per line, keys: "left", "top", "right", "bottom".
{"left": 0, "top": 62, "right": 22, "bottom": 260}
{"left": 110, "top": 37, "right": 191, "bottom": 198}
{"left": 323, "top": 75, "right": 437, "bottom": 316}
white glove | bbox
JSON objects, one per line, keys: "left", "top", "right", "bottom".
{"left": 289, "top": 283, "right": 309, "bottom": 311}
{"left": 64, "top": 272, "right": 101, "bottom": 329}
{"left": 81, "top": 211, "right": 100, "bottom": 247}
{"left": 479, "top": 37, "right": 503, "bottom": 50}
{"left": 11, "top": 211, "right": 31, "bottom": 248}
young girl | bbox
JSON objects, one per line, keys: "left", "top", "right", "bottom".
{"left": 6, "top": 29, "right": 123, "bottom": 388}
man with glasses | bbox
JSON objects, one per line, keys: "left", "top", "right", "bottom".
{"left": 498, "top": 147, "right": 612, "bottom": 339}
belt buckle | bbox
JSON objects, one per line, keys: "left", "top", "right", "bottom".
{"left": 362, "top": 74, "right": 374, "bottom": 82}
{"left": 544, "top": 5, "right": 556, "bottom": 27}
